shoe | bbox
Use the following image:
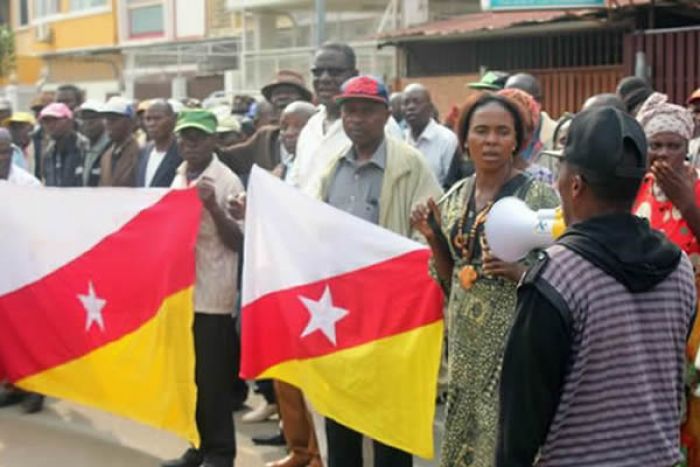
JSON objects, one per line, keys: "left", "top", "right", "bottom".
{"left": 0, "top": 387, "right": 25, "bottom": 408}
{"left": 21, "top": 393, "right": 44, "bottom": 414}
{"left": 265, "top": 452, "right": 312, "bottom": 467}
{"left": 162, "top": 448, "right": 203, "bottom": 467}
{"left": 252, "top": 431, "right": 286, "bottom": 446}
{"left": 241, "top": 402, "right": 277, "bottom": 423}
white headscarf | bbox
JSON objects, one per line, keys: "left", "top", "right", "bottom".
{"left": 636, "top": 92, "right": 694, "bottom": 141}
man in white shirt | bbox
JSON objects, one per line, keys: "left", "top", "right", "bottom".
{"left": 0, "top": 127, "right": 41, "bottom": 187}
{"left": 290, "top": 42, "right": 402, "bottom": 194}
{"left": 163, "top": 110, "right": 245, "bottom": 467}
{"left": 402, "top": 83, "right": 458, "bottom": 185}
{"left": 136, "top": 100, "right": 181, "bottom": 187}
{"left": 0, "top": 128, "right": 40, "bottom": 187}
{"left": 0, "top": 128, "right": 43, "bottom": 414}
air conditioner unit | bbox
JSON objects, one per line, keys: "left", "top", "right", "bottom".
{"left": 35, "top": 23, "right": 53, "bottom": 43}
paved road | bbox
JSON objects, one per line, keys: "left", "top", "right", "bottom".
{"left": 0, "top": 396, "right": 443, "bottom": 467}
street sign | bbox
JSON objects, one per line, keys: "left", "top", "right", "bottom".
{"left": 481, "top": 0, "right": 605, "bottom": 10}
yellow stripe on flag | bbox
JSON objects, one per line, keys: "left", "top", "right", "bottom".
{"left": 262, "top": 320, "right": 444, "bottom": 459}
{"left": 17, "top": 288, "right": 198, "bottom": 445}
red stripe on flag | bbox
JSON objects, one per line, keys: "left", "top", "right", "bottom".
{"left": 240, "top": 249, "right": 443, "bottom": 378}
{"left": 0, "top": 189, "right": 201, "bottom": 381}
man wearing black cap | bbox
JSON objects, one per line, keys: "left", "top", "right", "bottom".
{"left": 496, "top": 107, "right": 696, "bottom": 467}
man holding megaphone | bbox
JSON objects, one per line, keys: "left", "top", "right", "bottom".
{"left": 496, "top": 106, "right": 696, "bottom": 467}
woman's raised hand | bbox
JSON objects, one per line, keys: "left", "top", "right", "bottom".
{"left": 410, "top": 198, "right": 441, "bottom": 240}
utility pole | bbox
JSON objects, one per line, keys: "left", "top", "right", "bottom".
{"left": 315, "top": 0, "right": 326, "bottom": 47}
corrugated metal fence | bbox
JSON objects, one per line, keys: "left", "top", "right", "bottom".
{"left": 624, "top": 26, "right": 700, "bottom": 105}
{"left": 533, "top": 66, "right": 625, "bottom": 118}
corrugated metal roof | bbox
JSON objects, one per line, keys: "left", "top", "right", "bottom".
{"left": 378, "top": 0, "right": 663, "bottom": 43}
{"left": 380, "top": 10, "right": 595, "bottom": 41}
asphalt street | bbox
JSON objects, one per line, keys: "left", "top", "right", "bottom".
{"left": 0, "top": 395, "right": 444, "bottom": 467}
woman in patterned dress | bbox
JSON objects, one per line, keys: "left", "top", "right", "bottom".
{"left": 632, "top": 92, "right": 700, "bottom": 466}
{"left": 411, "top": 93, "right": 559, "bottom": 467}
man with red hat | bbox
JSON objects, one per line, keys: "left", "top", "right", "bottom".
{"left": 314, "top": 74, "right": 442, "bottom": 467}
{"left": 688, "top": 88, "right": 700, "bottom": 167}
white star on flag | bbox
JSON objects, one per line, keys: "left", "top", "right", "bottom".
{"left": 78, "top": 281, "right": 107, "bottom": 332}
{"left": 298, "top": 286, "right": 349, "bottom": 346}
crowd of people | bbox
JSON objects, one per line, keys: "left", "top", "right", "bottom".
{"left": 2, "top": 39, "right": 700, "bottom": 467}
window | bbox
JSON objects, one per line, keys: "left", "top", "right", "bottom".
{"left": 18, "top": 0, "right": 29, "bottom": 26}
{"left": 69, "top": 0, "right": 108, "bottom": 11}
{"left": 127, "top": 1, "right": 164, "bottom": 38}
{"left": 33, "top": 0, "right": 59, "bottom": 18}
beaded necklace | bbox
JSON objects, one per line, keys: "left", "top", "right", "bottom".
{"left": 452, "top": 182, "right": 494, "bottom": 289}
{"left": 453, "top": 171, "right": 527, "bottom": 289}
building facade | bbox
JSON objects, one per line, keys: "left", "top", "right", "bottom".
{"left": 6, "top": 0, "right": 121, "bottom": 108}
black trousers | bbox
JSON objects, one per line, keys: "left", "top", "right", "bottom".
{"left": 326, "top": 418, "right": 412, "bottom": 467}
{"left": 255, "top": 379, "right": 276, "bottom": 404}
{"left": 194, "top": 313, "right": 237, "bottom": 465}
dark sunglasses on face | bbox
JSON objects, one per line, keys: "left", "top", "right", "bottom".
{"left": 311, "top": 67, "right": 348, "bottom": 78}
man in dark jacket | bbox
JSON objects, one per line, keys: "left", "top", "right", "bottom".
{"left": 99, "top": 97, "right": 140, "bottom": 187}
{"left": 39, "top": 102, "right": 89, "bottom": 187}
{"left": 496, "top": 107, "right": 696, "bottom": 467}
{"left": 218, "top": 70, "right": 312, "bottom": 185}
{"left": 135, "top": 100, "right": 181, "bottom": 187}
{"left": 77, "top": 100, "right": 111, "bottom": 186}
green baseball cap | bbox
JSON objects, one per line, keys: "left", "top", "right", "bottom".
{"left": 175, "top": 109, "right": 218, "bottom": 135}
{"left": 467, "top": 71, "right": 509, "bottom": 91}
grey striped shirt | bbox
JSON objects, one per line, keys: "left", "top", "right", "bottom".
{"left": 536, "top": 244, "right": 695, "bottom": 467}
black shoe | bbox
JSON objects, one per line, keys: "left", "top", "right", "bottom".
{"left": 252, "top": 431, "right": 285, "bottom": 446}
{"left": 0, "top": 388, "right": 25, "bottom": 408}
{"left": 162, "top": 448, "right": 203, "bottom": 467}
{"left": 21, "top": 393, "right": 44, "bottom": 414}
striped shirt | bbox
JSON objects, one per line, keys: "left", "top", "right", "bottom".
{"left": 536, "top": 244, "right": 695, "bottom": 467}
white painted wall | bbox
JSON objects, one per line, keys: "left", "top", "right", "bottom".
{"left": 175, "top": 0, "right": 205, "bottom": 38}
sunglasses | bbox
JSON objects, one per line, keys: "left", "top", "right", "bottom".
{"left": 311, "top": 67, "right": 350, "bottom": 78}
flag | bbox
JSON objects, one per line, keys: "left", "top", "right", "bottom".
{"left": 240, "top": 166, "right": 444, "bottom": 458}
{"left": 0, "top": 185, "right": 201, "bottom": 445}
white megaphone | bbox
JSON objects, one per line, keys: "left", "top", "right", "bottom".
{"left": 484, "top": 197, "right": 566, "bottom": 263}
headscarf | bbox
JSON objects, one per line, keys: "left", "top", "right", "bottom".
{"left": 498, "top": 88, "right": 542, "bottom": 160}
{"left": 636, "top": 92, "right": 694, "bottom": 141}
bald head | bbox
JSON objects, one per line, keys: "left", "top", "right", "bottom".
{"left": 280, "top": 101, "right": 317, "bottom": 156}
{"left": 389, "top": 92, "right": 404, "bottom": 122}
{"left": 505, "top": 73, "right": 542, "bottom": 103}
{"left": 0, "top": 128, "right": 11, "bottom": 142}
{"left": 144, "top": 99, "right": 177, "bottom": 145}
{"left": 147, "top": 99, "right": 175, "bottom": 116}
{"left": 281, "top": 101, "right": 317, "bottom": 121}
{"left": 402, "top": 83, "right": 433, "bottom": 134}
{"left": 581, "top": 93, "right": 626, "bottom": 112}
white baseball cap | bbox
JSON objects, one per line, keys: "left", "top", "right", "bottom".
{"left": 100, "top": 96, "right": 134, "bottom": 118}
{"left": 78, "top": 99, "right": 104, "bottom": 114}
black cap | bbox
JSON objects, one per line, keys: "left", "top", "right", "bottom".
{"left": 616, "top": 76, "right": 652, "bottom": 114}
{"left": 554, "top": 106, "right": 647, "bottom": 182}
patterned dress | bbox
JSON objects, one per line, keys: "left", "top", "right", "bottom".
{"left": 433, "top": 174, "right": 559, "bottom": 467}
{"left": 633, "top": 172, "right": 700, "bottom": 467}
